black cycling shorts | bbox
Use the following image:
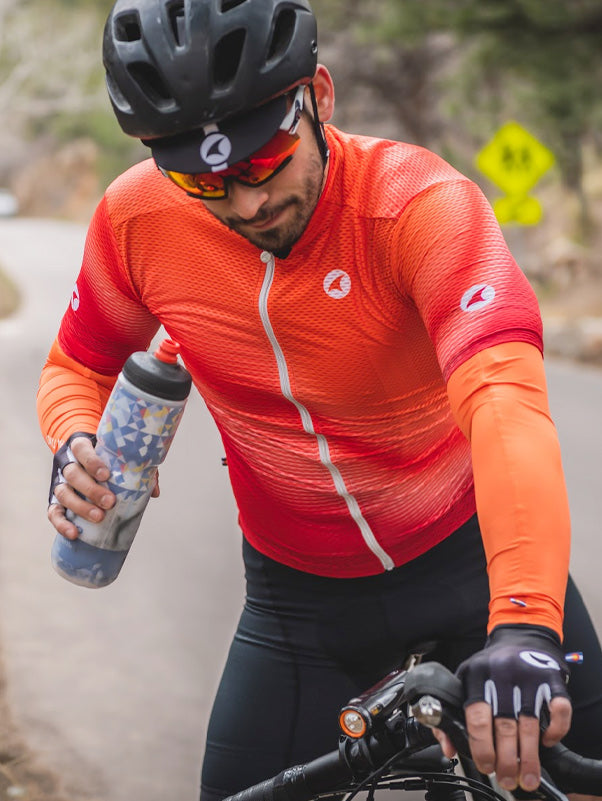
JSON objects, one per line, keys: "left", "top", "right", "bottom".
{"left": 200, "top": 515, "right": 602, "bottom": 801}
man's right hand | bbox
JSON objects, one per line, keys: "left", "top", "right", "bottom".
{"left": 47, "top": 433, "right": 115, "bottom": 539}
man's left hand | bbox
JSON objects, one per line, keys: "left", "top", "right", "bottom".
{"left": 435, "top": 624, "right": 572, "bottom": 792}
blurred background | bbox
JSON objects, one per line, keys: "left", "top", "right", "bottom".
{"left": 0, "top": 3, "right": 602, "bottom": 800}
{"left": 1, "top": 0, "right": 602, "bottom": 357}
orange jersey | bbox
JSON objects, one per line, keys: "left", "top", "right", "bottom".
{"left": 40, "top": 126, "right": 557, "bottom": 601}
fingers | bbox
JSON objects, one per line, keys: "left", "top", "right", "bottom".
{"left": 515, "top": 715, "right": 541, "bottom": 792}
{"left": 69, "top": 435, "right": 110, "bottom": 483}
{"left": 431, "top": 727, "right": 457, "bottom": 759}
{"left": 541, "top": 696, "right": 572, "bottom": 746}
{"left": 53, "top": 464, "right": 110, "bottom": 514}
{"left": 49, "top": 436, "right": 115, "bottom": 538}
{"left": 465, "top": 701, "right": 496, "bottom": 776}
{"left": 48, "top": 501, "right": 81, "bottom": 540}
{"left": 491, "top": 716, "right": 520, "bottom": 789}
{"left": 465, "top": 701, "right": 568, "bottom": 792}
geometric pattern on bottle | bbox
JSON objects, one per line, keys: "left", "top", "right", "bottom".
{"left": 97, "top": 388, "right": 185, "bottom": 499}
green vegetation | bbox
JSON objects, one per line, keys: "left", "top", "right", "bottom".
{"left": 0, "top": 0, "right": 145, "bottom": 188}
{"left": 43, "top": 109, "right": 148, "bottom": 188}
{"left": 313, "top": 0, "right": 602, "bottom": 238}
{"left": 2, "top": 0, "right": 602, "bottom": 244}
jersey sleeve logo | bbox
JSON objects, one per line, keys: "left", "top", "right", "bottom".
{"left": 323, "top": 269, "right": 351, "bottom": 299}
{"left": 460, "top": 283, "right": 496, "bottom": 313}
{"left": 70, "top": 283, "right": 80, "bottom": 311}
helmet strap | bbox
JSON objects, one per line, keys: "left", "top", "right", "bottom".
{"left": 308, "top": 83, "right": 330, "bottom": 166}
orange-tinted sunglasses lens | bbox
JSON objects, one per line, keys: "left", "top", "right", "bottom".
{"left": 226, "top": 130, "right": 300, "bottom": 186}
{"left": 160, "top": 169, "right": 227, "bottom": 198}
{"left": 160, "top": 130, "right": 300, "bottom": 199}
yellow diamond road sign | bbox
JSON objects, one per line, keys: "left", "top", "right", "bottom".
{"left": 493, "top": 195, "right": 543, "bottom": 226}
{"left": 475, "top": 121, "right": 555, "bottom": 196}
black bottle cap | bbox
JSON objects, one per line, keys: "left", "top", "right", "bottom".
{"left": 122, "top": 339, "right": 192, "bottom": 401}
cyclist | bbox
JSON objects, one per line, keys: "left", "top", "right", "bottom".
{"left": 38, "top": 1, "right": 602, "bottom": 799}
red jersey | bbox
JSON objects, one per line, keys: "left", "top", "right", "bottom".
{"left": 43, "top": 126, "right": 544, "bottom": 579}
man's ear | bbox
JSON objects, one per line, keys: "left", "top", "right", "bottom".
{"left": 309, "top": 64, "right": 335, "bottom": 122}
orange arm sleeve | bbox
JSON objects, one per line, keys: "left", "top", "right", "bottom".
{"left": 37, "top": 338, "right": 117, "bottom": 453}
{"left": 447, "top": 342, "right": 570, "bottom": 639}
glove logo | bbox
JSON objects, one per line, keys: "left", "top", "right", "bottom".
{"left": 519, "top": 649, "right": 561, "bottom": 671}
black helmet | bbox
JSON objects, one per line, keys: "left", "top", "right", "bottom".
{"left": 103, "top": 0, "right": 318, "bottom": 140}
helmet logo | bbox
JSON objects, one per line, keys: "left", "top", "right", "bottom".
{"left": 200, "top": 133, "right": 232, "bottom": 171}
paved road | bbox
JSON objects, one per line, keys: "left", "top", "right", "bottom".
{"left": 0, "top": 218, "right": 244, "bottom": 801}
{"left": 0, "top": 218, "right": 600, "bottom": 801}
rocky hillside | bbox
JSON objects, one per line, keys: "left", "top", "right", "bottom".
{"left": 1, "top": 2, "right": 601, "bottom": 363}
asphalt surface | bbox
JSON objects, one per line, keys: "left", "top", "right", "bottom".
{"left": 0, "top": 218, "right": 244, "bottom": 801}
{"left": 0, "top": 217, "right": 600, "bottom": 801}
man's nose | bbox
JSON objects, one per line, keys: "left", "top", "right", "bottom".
{"left": 227, "top": 181, "right": 270, "bottom": 220}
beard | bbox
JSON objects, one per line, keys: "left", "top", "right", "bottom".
{"left": 215, "top": 152, "right": 325, "bottom": 255}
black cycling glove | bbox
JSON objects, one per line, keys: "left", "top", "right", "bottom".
{"left": 48, "top": 432, "right": 96, "bottom": 507}
{"left": 457, "top": 624, "right": 570, "bottom": 720}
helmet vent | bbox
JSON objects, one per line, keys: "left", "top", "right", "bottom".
{"left": 166, "top": 0, "right": 187, "bottom": 47}
{"left": 113, "top": 11, "right": 142, "bottom": 42}
{"left": 105, "top": 73, "right": 131, "bottom": 112}
{"left": 213, "top": 29, "right": 246, "bottom": 87}
{"left": 267, "top": 9, "right": 296, "bottom": 63}
{"left": 128, "top": 62, "right": 175, "bottom": 110}
{"left": 221, "top": 0, "right": 247, "bottom": 11}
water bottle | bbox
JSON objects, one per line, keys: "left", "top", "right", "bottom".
{"left": 51, "top": 338, "right": 192, "bottom": 588}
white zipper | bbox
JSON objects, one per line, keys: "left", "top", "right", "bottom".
{"left": 258, "top": 251, "right": 394, "bottom": 571}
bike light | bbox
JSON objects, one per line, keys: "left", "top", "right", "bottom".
{"left": 339, "top": 708, "right": 367, "bottom": 738}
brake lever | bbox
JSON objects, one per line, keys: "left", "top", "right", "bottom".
{"left": 403, "top": 662, "right": 470, "bottom": 757}
{"left": 408, "top": 693, "right": 471, "bottom": 757}
{"left": 405, "top": 663, "right": 575, "bottom": 801}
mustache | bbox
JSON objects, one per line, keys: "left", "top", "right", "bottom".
{"left": 229, "top": 196, "right": 299, "bottom": 227}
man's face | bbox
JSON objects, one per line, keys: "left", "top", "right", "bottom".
{"left": 200, "top": 115, "right": 327, "bottom": 254}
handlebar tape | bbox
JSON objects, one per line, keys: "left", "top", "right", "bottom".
{"left": 223, "top": 776, "right": 279, "bottom": 801}
{"left": 223, "top": 751, "right": 351, "bottom": 801}
{"left": 541, "top": 743, "right": 602, "bottom": 796}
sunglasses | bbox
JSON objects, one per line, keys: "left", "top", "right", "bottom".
{"left": 159, "top": 85, "right": 305, "bottom": 200}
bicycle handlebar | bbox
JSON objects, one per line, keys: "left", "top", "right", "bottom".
{"left": 223, "top": 661, "right": 602, "bottom": 801}
{"left": 404, "top": 661, "right": 602, "bottom": 796}
{"left": 222, "top": 729, "right": 446, "bottom": 801}
{"left": 223, "top": 751, "right": 351, "bottom": 801}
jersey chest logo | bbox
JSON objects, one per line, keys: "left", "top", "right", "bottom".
{"left": 323, "top": 269, "right": 351, "bottom": 299}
